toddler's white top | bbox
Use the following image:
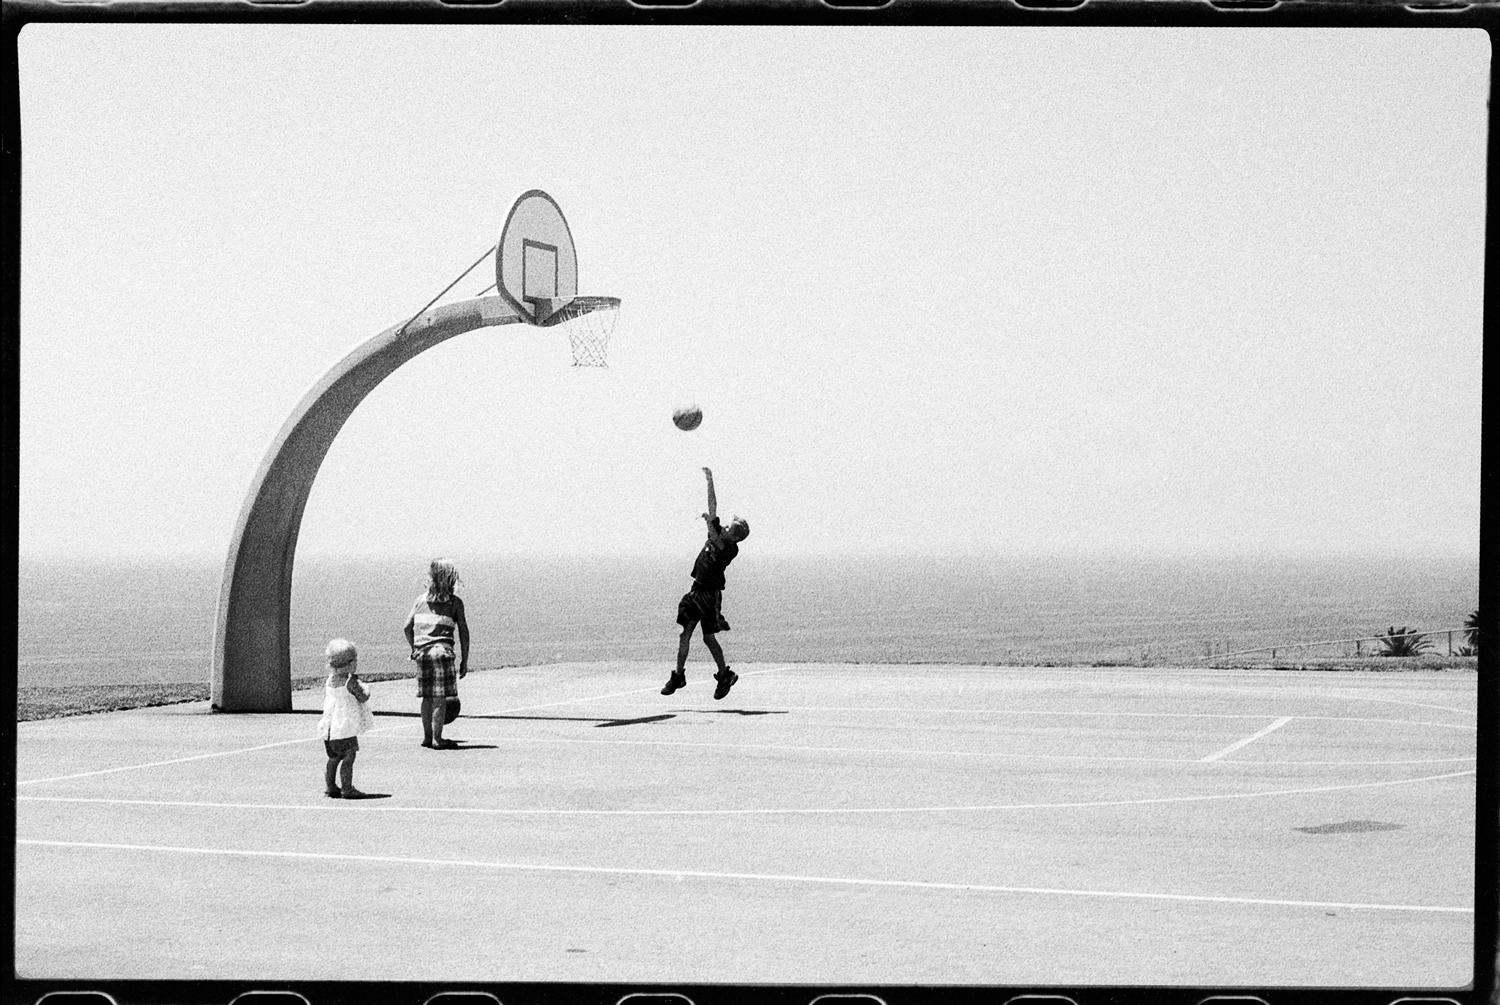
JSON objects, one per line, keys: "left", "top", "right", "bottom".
{"left": 319, "top": 674, "right": 374, "bottom": 740}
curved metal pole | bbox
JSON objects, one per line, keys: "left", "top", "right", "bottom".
{"left": 212, "top": 295, "right": 525, "bottom": 712}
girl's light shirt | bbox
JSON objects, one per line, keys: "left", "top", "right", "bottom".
{"left": 408, "top": 594, "right": 462, "bottom": 659}
{"left": 319, "top": 674, "right": 374, "bottom": 740}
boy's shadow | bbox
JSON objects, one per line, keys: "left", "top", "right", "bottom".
{"left": 281, "top": 709, "right": 500, "bottom": 747}
{"left": 340, "top": 792, "right": 393, "bottom": 800}
{"left": 371, "top": 710, "right": 676, "bottom": 729}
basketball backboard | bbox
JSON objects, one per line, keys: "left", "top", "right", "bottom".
{"left": 497, "top": 190, "right": 578, "bottom": 325}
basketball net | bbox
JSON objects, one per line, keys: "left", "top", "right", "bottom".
{"left": 549, "top": 296, "right": 620, "bottom": 368}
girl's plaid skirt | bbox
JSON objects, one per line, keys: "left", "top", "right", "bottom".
{"left": 414, "top": 648, "right": 458, "bottom": 698}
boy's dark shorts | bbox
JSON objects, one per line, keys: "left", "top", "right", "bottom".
{"left": 677, "top": 586, "right": 730, "bottom": 635}
{"left": 324, "top": 735, "right": 359, "bottom": 758}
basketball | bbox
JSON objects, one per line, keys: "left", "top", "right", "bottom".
{"left": 673, "top": 405, "right": 703, "bottom": 431}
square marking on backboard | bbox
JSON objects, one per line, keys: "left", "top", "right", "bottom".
{"left": 523, "top": 240, "right": 559, "bottom": 300}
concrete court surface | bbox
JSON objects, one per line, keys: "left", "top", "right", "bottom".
{"left": 14, "top": 662, "right": 1478, "bottom": 987}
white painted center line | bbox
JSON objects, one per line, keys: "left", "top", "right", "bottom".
{"left": 17, "top": 768, "right": 1476, "bottom": 817}
{"left": 1201, "top": 716, "right": 1294, "bottom": 763}
{"left": 15, "top": 838, "right": 1472, "bottom": 915}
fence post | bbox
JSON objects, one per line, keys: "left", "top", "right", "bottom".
{"left": 1448, "top": 630, "right": 1453, "bottom": 655}
{"left": 1355, "top": 639, "right": 1361, "bottom": 657}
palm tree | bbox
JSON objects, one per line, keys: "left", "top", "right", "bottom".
{"left": 1464, "top": 609, "right": 1481, "bottom": 653}
{"left": 1378, "top": 625, "right": 1434, "bottom": 658}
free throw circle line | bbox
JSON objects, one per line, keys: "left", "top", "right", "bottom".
{"left": 18, "top": 768, "right": 1475, "bottom": 817}
{"left": 16, "top": 838, "right": 1470, "bottom": 915}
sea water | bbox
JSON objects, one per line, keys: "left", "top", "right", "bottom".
{"left": 16, "top": 552, "right": 1479, "bottom": 690}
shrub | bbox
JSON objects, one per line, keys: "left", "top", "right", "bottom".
{"left": 1378, "top": 626, "right": 1434, "bottom": 657}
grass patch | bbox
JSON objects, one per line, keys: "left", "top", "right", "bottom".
{"left": 1201, "top": 655, "right": 1478, "bottom": 672}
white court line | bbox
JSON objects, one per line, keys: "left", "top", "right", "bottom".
{"left": 18, "top": 768, "right": 1476, "bottom": 818}
{"left": 397, "top": 731, "right": 1473, "bottom": 767}
{"left": 756, "top": 681, "right": 1470, "bottom": 720}
{"left": 15, "top": 838, "right": 1471, "bottom": 915}
{"left": 13, "top": 736, "right": 321, "bottom": 787}
{"left": 614, "top": 702, "right": 1478, "bottom": 732}
{"left": 765, "top": 664, "right": 1470, "bottom": 681}
{"left": 767, "top": 667, "right": 1311, "bottom": 678}
{"left": 1292, "top": 690, "right": 1476, "bottom": 715}
{"left": 14, "top": 674, "right": 788, "bottom": 788}
{"left": 775, "top": 665, "right": 1464, "bottom": 680}
{"left": 1201, "top": 717, "right": 1294, "bottom": 763}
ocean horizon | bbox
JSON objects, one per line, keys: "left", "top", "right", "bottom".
{"left": 17, "top": 550, "right": 1480, "bottom": 690}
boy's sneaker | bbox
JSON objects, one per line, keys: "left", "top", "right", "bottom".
{"left": 713, "top": 668, "right": 738, "bottom": 700}
{"left": 661, "top": 672, "right": 687, "bottom": 695}
{"left": 324, "top": 789, "right": 343, "bottom": 799}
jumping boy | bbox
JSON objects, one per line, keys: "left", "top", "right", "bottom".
{"left": 663, "top": 466, "right": 749, "bottom": 700}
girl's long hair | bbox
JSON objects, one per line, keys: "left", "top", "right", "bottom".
{"left": 427, "top": 558, "right": 461, "bottom": 602}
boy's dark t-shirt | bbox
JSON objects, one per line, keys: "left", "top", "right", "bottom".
{"left": 691, "top": 518, "right": 739, "bottom": 590}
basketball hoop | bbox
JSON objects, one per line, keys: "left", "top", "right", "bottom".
{"left": 496, "top": 191, "right": 620, "bottom": 368}
{"left": 547, "top": 295, "right": 620, "bottom": 368}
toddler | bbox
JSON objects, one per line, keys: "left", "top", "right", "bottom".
{"left": 318, "top": 638, "right": 374, "bottom": 798}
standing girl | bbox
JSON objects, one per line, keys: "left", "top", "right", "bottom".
{"left": 404, "top": 558, "right": 470, "bottom": 749}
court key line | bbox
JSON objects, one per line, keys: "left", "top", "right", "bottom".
{"left": 15, "top": 838, "right": 1471, "bottom": 915}
{"left": 12, "top": 673, "right": 788, "bottom": 788}
{"left": 18, "top": 768, "right": 1476, "bottom": 818}
{"left": 1201, "top": 717, "right": 1294, "bottom": 762}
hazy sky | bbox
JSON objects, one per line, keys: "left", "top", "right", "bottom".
{"left": 17, "top": 25, "right": 1487, "bottom": 560}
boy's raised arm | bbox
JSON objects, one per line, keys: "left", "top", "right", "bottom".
{"left": 703, "top": 467, "right": 718, "bottom": 522}
{"left": 700, "top": 468, "right": 731, "bottom": 546}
